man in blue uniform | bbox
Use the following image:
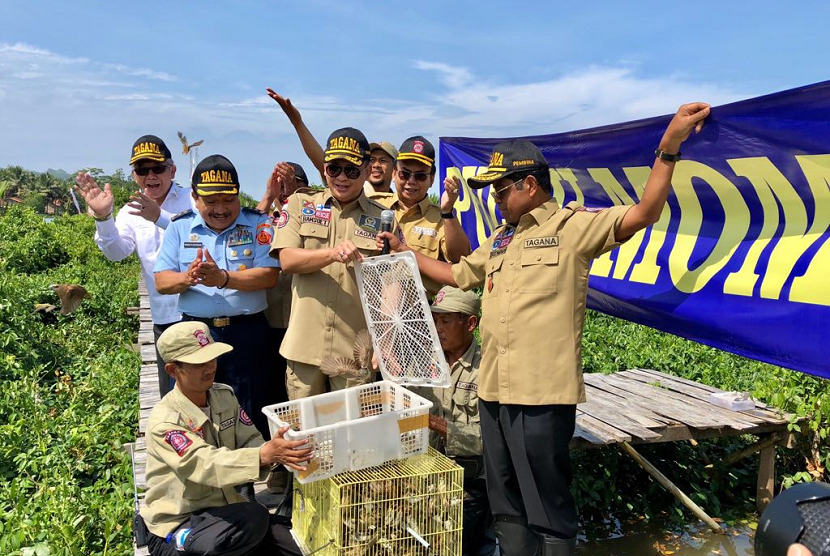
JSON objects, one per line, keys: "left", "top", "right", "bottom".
{"left": 154, "top": 154, "right": 279, "bottom": 439}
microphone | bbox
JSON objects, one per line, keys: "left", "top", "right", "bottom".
{"left": 755, "top": 481, "right": 830, "bottom": 556}
{"left": 380, "top": 210, "right": 394, "bottom": 255}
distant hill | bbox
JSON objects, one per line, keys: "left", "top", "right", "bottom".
{"left": 46, "top": 169, "right": 73, "bottom": 181}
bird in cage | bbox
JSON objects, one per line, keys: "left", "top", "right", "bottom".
{"left": 320, "top": 330, "right": 376, "bottom": 387}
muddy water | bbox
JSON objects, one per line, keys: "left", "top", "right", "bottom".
{"left": 578, "top": 521, "right": 755, "bottom": 556}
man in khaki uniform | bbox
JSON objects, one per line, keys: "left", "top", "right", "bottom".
{"left": 376, "top": 136, "right": 471, "bottom": 297}
{"left": 271, "top": 127, "right": 388, "bottom": 399}
{"left": 419, "top": 286, "right": 495, "bottom": 556}
{"left": 141, "top": 321, "right": 310, "bottom": 556}
{"left": 378, "top": 103, "right": 711, "bottom": 555}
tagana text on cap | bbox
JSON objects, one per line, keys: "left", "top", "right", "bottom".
{"left": 369, "top": 141, "right": 399, "bottom": 161}
{"left": 397, "top": 136, "right": 435, "bottom": 167}
{"left": 431, "top": 286, "right": 481, "bottom": 316}
{"left": 324, "top": 127, "right": 370, "bottom": 166}
{"left": 467, "top": 139, "right": 548, "bottom": 189}
{"left": 130, "top": 135, "right": 172, "bottom": 165}
{"left": 192, "top": 154, "right": 240, "bottom": 196}
{"left": 157, "top": 321, "right": 234, "bottom": 364}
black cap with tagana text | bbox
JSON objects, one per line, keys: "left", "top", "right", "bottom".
{"left": 467, "top": 139, "right": 549, "bottom": 189}
{"left": 288, "top": 162, "right": 309, "bottom": 185}
{"left": 192, "top": 154, "right": 240, "bottom": 196}
{"left": 130, "top": 134, "right": 172, "bottom": 165}
{"left": 397, "top": 136, "right": 435, "bottom": 168}
{"left": 324, "top": 127, "right": 370, "bottom": 166}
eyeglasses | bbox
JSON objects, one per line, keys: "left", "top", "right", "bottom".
{"left": 397, "top": 169, "right": 430, "bottom": 183}
{"left": 490, "top": 177, "right": 524, "bottom": 201}
{"left": 134, "top": 164, "right": 169, "bottom": 176}
{"left": 325, "top": 164, "right": 362, "bottom": 180}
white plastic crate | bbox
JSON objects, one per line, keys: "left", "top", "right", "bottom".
{"left": 355, "top": 252, "right": 451, "bottom": 388}
{"left": 262, "top": 381, "right": 433, "bottom": 483}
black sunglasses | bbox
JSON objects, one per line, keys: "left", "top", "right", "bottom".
{"left": 325, "top": 164, "right": 362, "bottom": 180}
{"left": 134, "top": 164, "right": 169, "bottom": 176}
{"left": 397, "top": 169, "right": 430, "bottom": 183}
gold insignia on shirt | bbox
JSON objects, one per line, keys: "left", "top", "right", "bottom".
{"left": 238, "top": 264, "right": 247, "bottom": 270}
{"left": 243, "top": 248, "right": 252, "bottom": 256}
{"left": 231, "top": 250, "right": 238, "bottom": 257}
{"left": 190, "top": 234, "right": 199, "bottom": 241}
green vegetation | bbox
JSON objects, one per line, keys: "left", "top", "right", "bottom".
{"left": 575, "top": 311, "right": 828, "bottom": 530}
{"left": 0, "top": 206, "right": 139, "bottom": 555}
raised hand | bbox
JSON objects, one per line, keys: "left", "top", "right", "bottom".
{"left": 126, "top": 190, "right": 161, "bottom": 223}
{"left": 74, "top": 172, "right": 114, "bottom": 218}
{"left": 195, "top": 249, "right": 227, "bottom": 287}
{"left": 661, "top": 102, "right": 712, "bottom": 151}
{"left": 440, "top": 175, "right": 461, "bottom": 214}
{"left": 265, "top": 88, "right": 303, "bottom": 127}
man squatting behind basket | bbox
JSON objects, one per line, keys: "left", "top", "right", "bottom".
{"left": 141, "top": 321, "right": 309, "bottom": 556}
{"left": 377, "top": 103, "right": 711, "bottom": 555}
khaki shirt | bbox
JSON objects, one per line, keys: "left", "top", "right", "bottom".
{"left": 363, "top": 181, "right": 395, "bottom": 201}
{"left": 452, "top": 200, "right": 631, "bottom": 405}
{"left": 377, "top": 194, "right": 450, "bottom": 298}
{"left": 141, "top": 384, "right": 267, "bottom": 537}
{"left": 264, "top": 270, "right": 293, "bottom": 328}
{"left": 417, "top": 341, "right": 483, "bottom": 458}
{"left": 271, "top": 189, "right": 388, "bottom": 366}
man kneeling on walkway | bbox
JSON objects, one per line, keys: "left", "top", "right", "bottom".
{"left": 141, "top": 321, "right": 310, "bottom": 556}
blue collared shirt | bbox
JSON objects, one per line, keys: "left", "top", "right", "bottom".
{"left": 154, "top": 207, "right": 278, "bottom": 317}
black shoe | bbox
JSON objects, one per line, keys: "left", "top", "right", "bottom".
{"left": 540, "top": 534, "right": 576, "bottom": 556}
{"left": 494, "top": 517, "right": 540, "bottom": 556}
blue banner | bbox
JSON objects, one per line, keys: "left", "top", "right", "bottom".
{"left": 439, "top": 81, "right": 830, "bottom": 379}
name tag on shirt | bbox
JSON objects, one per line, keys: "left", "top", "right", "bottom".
{"left": 184, "top": 241, "right": 203, "bottom": 249}
{"left": 412, "top": 226, "right": 437, "bottom": 237}
{"left": 219, "top": 417, "right": 235, "bottom": 431}
{"left": 524, "top": 236, "right": 559, "bottom": 248}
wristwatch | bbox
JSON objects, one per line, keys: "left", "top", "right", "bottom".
{"left": 654, "top": 149, "right": 681, "bottom": 162}
{"left": 440, "top": 211, "right": 455, "bottom": 219}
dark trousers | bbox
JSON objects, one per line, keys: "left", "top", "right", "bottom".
{"left": 479, "top": 400, "right": 578, "bottom": 539}
{"left": 183, "top": 312, "right": 277, "bottom": 439}
{"left": 146, "top": 502, "right": 301, "bottom": 556}
{"left": 267, "top": 327, "right": 289, "bottom": 405}
{"left": 153, "top": 322, "right": 177, "bottom": 396}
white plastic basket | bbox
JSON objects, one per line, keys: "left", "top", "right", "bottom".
{"left": 262, "top": 381, "right": 433, "bottom": 483}
{"left": 355, "top": 252, "right": 451, "bottom": 388}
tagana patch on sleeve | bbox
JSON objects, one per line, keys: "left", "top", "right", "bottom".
{"left": 276, "top": 210, "right": 289, "bottom": 229}
{"left": 239, "top": 408, "right": 253, "bottom": 426}
{"left": 164, "top": 430, "right": 193, "bottom": 457}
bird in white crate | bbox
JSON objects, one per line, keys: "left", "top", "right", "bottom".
{"left": 320, "top": 330, "right": 375, "bottom": 386}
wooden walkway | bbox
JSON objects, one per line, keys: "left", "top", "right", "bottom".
{"left": 128, "top": 280, "right": 792, "bottom": 550}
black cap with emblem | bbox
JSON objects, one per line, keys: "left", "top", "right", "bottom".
{"left": 130, "top": 134, "right": 172, "bottom": 165}
{"left": 467, "top": 139, "right": 549, "bottom": 189}
{"left": 397, "top": 136, "right": 435, "bottom": 168}
{"left": 324, "top": 127, "right": 370, "bottom": 166}
{"left": 192, "top": 154, "right": 240, "bottom": 196}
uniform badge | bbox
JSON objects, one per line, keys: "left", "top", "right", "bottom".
{"left": 487, "top": 275, "right": 494, "bottom": 293}
{"left": 435, "top": 290, "right": 446, "bottom": 304}
{"left": 412, "top": 226, "right": 437, "bottom": 238}
{"left": 257, "top": 229, "right": 272, "bottom": 245}
{"left": 578, "top": 206, "right": 605, "bottom": 213}
{"left": 184, "top": 241, "right": 203, "bottom": 249}
{"left": 239, "top": 408, "right": 253, "bottom": 426}
{"left": 219, "top": 417, "right": 235, "bottom": 431}
{"left": 189, "top": 234, "right": 199, "bottom": 241}
{"left": 276, "top": 210, "right": 289, "bottom": 229}
{"left": 231, "top": 250, "right": 238, "bottom": 257}
{"left": 185, "top": 419, "right": 204, "bottom": 439}
{"left": 456, "top": 381, "right": 477, "bottom": 392}
{"left": 301, "top": 202, "right": 315, "bottom": 216}
{"left": 524, "top": 236, "right": 559, "bottom": 248}
{"left": 164, "top": 430, "right": 193, "bottom": 457}
{"left": 413, "top": 140, "right": 425, "bottom": 154}
{"left": 227, "top": 227, "right": 254, "bottom": 247}
{"left": 359, "top": 215, "right": 380, "bottom": 232}
{"left": 237, "top": 264, "right": 247, "bottom": 270}
{"left": 193, "top": 329, "right": 210, "bottom": 347}
{"left": 243, "top": 248, "right": 252, "bottom": 257}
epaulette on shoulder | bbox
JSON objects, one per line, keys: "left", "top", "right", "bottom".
{"left": 242, "top": 207, "right": 264, "bottom": 216}
{"left": 171, "top": 209, "right": 193, "bottom": 222}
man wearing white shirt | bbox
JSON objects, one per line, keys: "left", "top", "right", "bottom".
{"left": 74, "top": 135, "right": 193, "bottom": 395}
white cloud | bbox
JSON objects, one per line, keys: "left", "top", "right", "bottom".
{"left": 0, "top": 43, "right": 753, "bottom": 199}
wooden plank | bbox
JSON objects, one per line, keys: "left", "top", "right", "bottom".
{"left": 623, "top": 369, "right": 785, "bottom": 423}
{"left": 757, "top": 444, "right": 776, "bottom": 510}
{"left": 575, "top": 412, "right": 631, "bottom": 444}
{"left": 584, "top": 373, "right": 719, "bottom": 429}
{"left": 585, "top": 378, "right": 674, "bottom": 427}
{"left": 591, "top": 373, "right": 762, "bottom": 431}
{"left": 139, "top": 344, "right": 157, "bottom": 364}
{"left": 578, "top": 398, "right": 662, "bottom": 441}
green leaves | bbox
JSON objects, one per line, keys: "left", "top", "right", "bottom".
{"left": 0, "top": 207, "right": 139, "bottom": 555}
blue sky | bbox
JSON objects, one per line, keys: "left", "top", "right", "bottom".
{"left": 1, "top": 1, "right": 828, "bottom": 198}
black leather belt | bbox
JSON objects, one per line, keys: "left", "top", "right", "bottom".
{"left": 182, "top": 312, "right": 264, "bottom": 328}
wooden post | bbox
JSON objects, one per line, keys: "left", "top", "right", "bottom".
{"left": 706, "top": 432, "right": 783, "bottom": 470}
{"left": 620, "top": 442, "right": 725, "bottom": 534}
{"left": 757, "top": 445, "right": 776, "bottom": 510}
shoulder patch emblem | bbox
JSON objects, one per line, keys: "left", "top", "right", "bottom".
{"left": 239, "top": 408, "right": 253, "bottom": 426}
{"left": 164, "top": 430, "right": 193, "bottom": 457}
{"left": 276, "top": 210, "right": 289, "bottom": 229}
{"left": 257, "top": 228, "right": 273, "bottom": 245}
